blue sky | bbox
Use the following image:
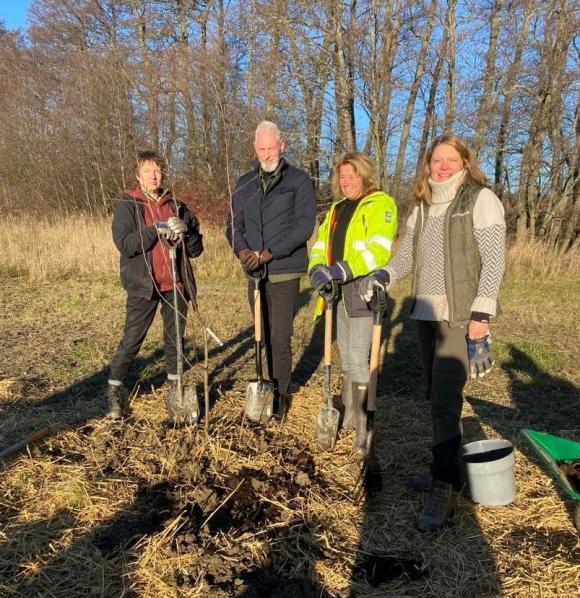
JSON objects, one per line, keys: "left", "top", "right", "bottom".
{"left": 0, "top": 0, "right": 32, "bottom": 30}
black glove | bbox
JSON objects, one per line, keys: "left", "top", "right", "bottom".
{"left": 467, "top": 335, "right": 494, "bottom": 379}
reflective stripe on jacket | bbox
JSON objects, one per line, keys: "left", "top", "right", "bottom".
{"left": 309, "top": 190, "right": 398, "bottom": 317}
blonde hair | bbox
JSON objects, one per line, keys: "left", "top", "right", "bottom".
{"left": 331, "top": 152, "right": 379, "bottom": 199}
{"left": 415, "top": 134, "right": 488, "bottom": 204}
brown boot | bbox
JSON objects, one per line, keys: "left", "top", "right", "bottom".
{"left": 341, "top": 371, "right": 355, "bottom": 430}
{"left": 106, "top": 383, "right": 129, "bottom": 419}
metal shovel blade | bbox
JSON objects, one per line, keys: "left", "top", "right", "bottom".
{"left": 167, "top": 384, "right": 200, "bottom": 425}
{"left": 245, "top": 380, "right": 274, "bottom": 424}
{"left": 182, "top": 386, "right": 200, "bottom": 424}
{"left": 316, "top": 400, "right": 340, "bottom": 451}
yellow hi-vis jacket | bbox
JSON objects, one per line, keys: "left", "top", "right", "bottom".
{"left": 309, "top": 190, "right": 398, "bottom": 317}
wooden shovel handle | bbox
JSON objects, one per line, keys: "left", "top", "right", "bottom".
{"left": 0, "top": 427, "right": 50, "bottom": 461}
{"left": 254, "top": 288, "right": 261, "bottom": 342}
{"left": 368, "top": 323, "right": 382, "bottom": 409}
{"left": 324, "top": 306, "right": 333, "bottom": 366}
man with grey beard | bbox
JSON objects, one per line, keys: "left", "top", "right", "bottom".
{"left": 225, "top": 121, "right": 317, "bottom": 421}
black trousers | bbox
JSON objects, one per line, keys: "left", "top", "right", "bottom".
{"left": 109, "top": 290, "right": 188, "bottom": 382}
{"left": 247, "top": 278, "right": 300, "bottom": 395}
{"left": 416, "top": 320, "right": 469, "bottom": 485}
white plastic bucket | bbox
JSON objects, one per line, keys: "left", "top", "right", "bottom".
{"left": 461, "top": 439, "right": 516, "bottom": 506}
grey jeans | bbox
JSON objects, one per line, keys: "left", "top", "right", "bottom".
{"left": 336, "top": 300, "right": 373, "bottom": 383}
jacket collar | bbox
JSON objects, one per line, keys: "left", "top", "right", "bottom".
{"left": 125, "top": 185, "right": 173, "bottom": 206}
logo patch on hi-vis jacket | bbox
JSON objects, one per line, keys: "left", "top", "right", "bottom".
{"left": 385, "top": 211, "right": 392, "bottom": 223}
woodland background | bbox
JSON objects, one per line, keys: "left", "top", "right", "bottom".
{"left": 0, "top": 0, "right": 578, "bottom": 248}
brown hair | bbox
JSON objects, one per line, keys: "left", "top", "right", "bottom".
{"left": 136, "top": 150, "right": 165, "bottom": 176}
{"left": 414, "top": 134, "right": 488, "bottom": 204}
{"left": 331, "top": 152, "right": 379, "bottom": 199}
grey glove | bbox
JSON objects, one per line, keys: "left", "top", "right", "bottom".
{"left": 155, "top": 222, "right": 178, "bottom": 241}
{"left": 360, "top": 270, "right": 389, "bottom": 303}
{"left": 168, "top": 216, "right": 187, "bottom": 236}
{"left": 467, "top": 335, "right": 495, "bottom": 379}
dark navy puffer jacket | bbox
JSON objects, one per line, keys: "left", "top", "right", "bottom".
{"left": 225, "top": 159, "right": 317, "bottom": 275}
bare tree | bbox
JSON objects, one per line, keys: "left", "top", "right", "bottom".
{"left": 392, "top": 0, "right": 437, "bottom": 195}
{"left": 473, "top": 0, "right": 504, "bottom": 156}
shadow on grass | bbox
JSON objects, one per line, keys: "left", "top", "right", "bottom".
{"left": 0, "top": 282, "right": 312, "bottom": 454}
{"left": 348, "top": 297, "right": 500, "bottom": 596}
{"left": 468, "top": 343, "right": 579, "bottom": 438}
{"left": 1, "top": 481, "right": 180, "bottom": 596}
{"left": 467, "top": 342, "right": 580, "bottom": 532}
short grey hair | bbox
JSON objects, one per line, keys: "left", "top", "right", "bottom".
{"left": 254, "top": 120, "right": 282, "bottom": 142}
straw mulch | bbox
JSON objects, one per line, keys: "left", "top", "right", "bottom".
{"left": 0, "top": 278, "right": 578, "bottom": 596}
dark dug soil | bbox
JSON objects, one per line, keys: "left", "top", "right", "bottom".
{"left": 558, "top": 460, "right": 580, "bottom": 493}
{"left": 40, "top": 417, "right": 344, "bottom": 597}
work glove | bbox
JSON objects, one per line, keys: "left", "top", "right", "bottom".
{"left": 467, "top": 335, "right": 495, "bottom": 379}
{"left": 238, "top": 248, "right": 260, "bottom": 272}
{"left": 168, "top": 216, "right": 187, "bottom": 236}
{"left": 309, "top": 264, "right": 347, "bottom": 291}
{"left": 155, "top": 222, "right": 179, "bottom": 242}
{"left": 360, "top": 270, "right": 389, "bottom": 302}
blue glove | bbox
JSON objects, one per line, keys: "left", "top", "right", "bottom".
{"left": 309, "top": 266, "right": 333, "bottom": 290}
{"left": 467, "top": 335, "right": 495, "bottom": 379}
{"left": 328, "top": 263, "right": 348, "bottom": 282}
{"left": 309, "top": 264, "right": 347, "bottom": 290}
{"left": 360, "top": 270, "right": 390, "bottom": 302}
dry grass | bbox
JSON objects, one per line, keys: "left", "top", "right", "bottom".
{"left": 506, "top": 237, "right": 580, "bottom": 279}
{"left": 0, "top": 214, "right": 243, "bottom": 282}
{"left": 0, "top": 219, "right": 579, "bottom": 596}
{"left": 1, "top": 215, "right": 579, "bottom": 282}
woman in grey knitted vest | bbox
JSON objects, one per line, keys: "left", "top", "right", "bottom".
{"left": 362, "top": 134, "right": 506, "bottom": 531}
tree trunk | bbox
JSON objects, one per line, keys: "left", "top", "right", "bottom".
{"left": 393, "top": 0, "right": 436, "bottom": 196}
{"left": 443, "top": 0, "right": 457, "bottom": 132}
{"left": 494, "top": 1, "right": 533, "bottom": 198}
{"left": 416, "top": 21, "right": 448, "bottom": 171}
{"left": 473, "top": 0, "right": 504, "bottom": 156}
{"left": 331, "top": 0, "right": 356, "bottom": 153}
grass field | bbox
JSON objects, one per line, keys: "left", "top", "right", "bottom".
{"left": 0, "top": 219, "right": 578, "bottom": 596}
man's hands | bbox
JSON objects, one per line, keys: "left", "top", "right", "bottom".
{"left": 260, "top": 248, "right": 273, "bottom": 264}
{"left": 467, "top": 335, "right": 495, "bottom": 379}
{"left": 238, "top": 248, "right": 274, "bottom": 272}
{"left": 239, "top": 248, "right": 260, "bottom": 272}
{"left": 360, "top": 270, "right": 389, "bottom": 302}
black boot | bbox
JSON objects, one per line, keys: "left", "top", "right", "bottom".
{"left": 272, "top": 392, "right": 290, "bottom": 422}
{"left": 341, "top": 371, "right": 355, "bottom": 430}
{"left": 106, "top": 383, "right": 128, "bottom": 419}
{"left": 352, "top": 382, "right": 370, "bottom": 454}
{"left": 417, "top": 480, "right": 454, "bottom": 531}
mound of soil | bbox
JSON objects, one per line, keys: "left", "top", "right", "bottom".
{"left": 46, "top": 418, "right": 343, "bottom": 596}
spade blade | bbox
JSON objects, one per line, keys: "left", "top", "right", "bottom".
{"left": 245, "top": 381, "right": 274, "bottom": 424}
